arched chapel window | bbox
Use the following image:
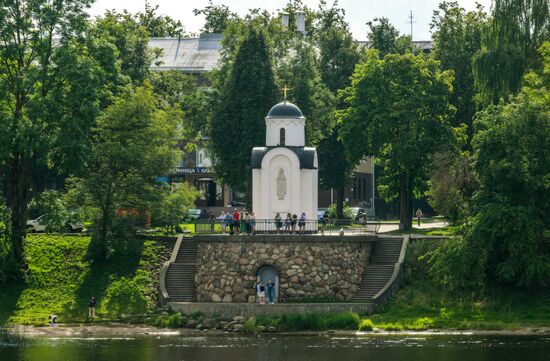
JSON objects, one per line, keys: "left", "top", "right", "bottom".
{"left": 280, "top": 128, "right": 285, "bottom": 146}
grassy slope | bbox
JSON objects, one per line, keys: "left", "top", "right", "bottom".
{"left": 366, "top": 239, "right": 550, "bottom": 330}
{"left": 0, "top": 235, "right": 169, "bottom": 325}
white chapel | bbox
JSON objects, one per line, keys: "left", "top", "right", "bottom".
{"left": 251, "top": 100, "right": 318, "bottom": 220}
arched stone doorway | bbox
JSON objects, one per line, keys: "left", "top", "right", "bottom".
{"left": 257, "top": 265, "right": 279, "bottom": 303}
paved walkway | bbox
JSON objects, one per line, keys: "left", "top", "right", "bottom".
{"left": 378, "top": 220, "right": 449, "bottom": 234}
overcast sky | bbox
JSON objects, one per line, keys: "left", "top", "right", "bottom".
{"left": 88, "top": 0, "right": 492, "bottom": 41}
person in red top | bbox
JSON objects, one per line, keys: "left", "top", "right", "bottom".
{"left": 232, "top": 209, "right": 240, "bottom": 234}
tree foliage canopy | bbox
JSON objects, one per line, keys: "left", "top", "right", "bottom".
{"left": 366, "top": 17, "right": 413, "bottom": 58}
{"left": 431, "top": 1, "right": 486, "bottom": 139}
{"left": 473, "top": 0, "right": 550, "bottom": 104}
{"left": 209, "top": 27, "right": 277, "bottom": 192}
{"left": 0, "top": 0, "right": 103, "bottom": 264}
{"left": 430, "top": 42, "right": 550, "bottom": 289}
{"left": 91, "top": 10, "right": 156, "bottom": 84}
{"left": 340, "top": 51, "right": 455, "bottom": 229}
{"left": 72, "top": 85, "right": 179, "bottom": 260}
{"left": 277, "top": 39, "right": 336, "bottom": 146}
{"left": 193, "top": 0, "right": 238, "bottom": 34}
{"left": 139, "top": 1, "right": 184, "bottom": 37}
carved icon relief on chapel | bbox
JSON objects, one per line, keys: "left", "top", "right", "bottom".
{"left": 276, "top": 168, "right": 286, "bottom": 200}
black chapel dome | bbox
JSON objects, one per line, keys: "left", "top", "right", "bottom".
{"left": 266, "top": 101, "right": 304, "bottom": 118}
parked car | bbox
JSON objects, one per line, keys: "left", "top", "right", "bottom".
{"left": 184, "top": 208, "right": 209, "bottom": 222}
{"left": 66, "top": 221, "right": 84, "bottom": 233}
{"left": 349, "top": 207, "right": 369, "bottom": 223}
{"left": 26, "top": 215, "right": 83, "bottom": 233}
{"left": 26, "top": 215, "right": 46, "bottom": 233}
{"left": 317, "top": 208, "right": 328, "bottom": 222}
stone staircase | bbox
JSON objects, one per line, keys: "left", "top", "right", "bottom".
{"left": 352, "top": 236, "right": 408, "bottom": 303}
{"left": 161, "top": 235, "right": 198, "bottom": 302}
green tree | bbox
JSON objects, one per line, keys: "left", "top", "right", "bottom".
{"left": 431, "top": 2, "right": 486, "bottom": 138}
{"left": 428, "top": 150, "right": 478, "bottom": 222}
{"left": 472, "top": 44, "right": 550, "bottom": 284}
{"left": 366, "top": 17, "right": 412, "bottom": 58}
{"left": 0, "top": 0, "right": 104, "bottom": 265}
{"left": 340, "top": 51, "right": 455, "bottom": 230}
{"left": 91, "top": 10, "right": 156, "bottom": 84}
{"left": 0, "top": 199, "right": 13, "bottom": 283}
{"left": 473, "top": 0, "right": 550, "bottom": 104}
{"left": 430, "top": 42, "right": 550, "bottom": 289}
{"left": 317, "top": 129, "right": 353, "bottom": 201}
{"left": 429, "top": 2, "right": 486, "bottom": 222}
{"left": 315, "top": 1, "right": 360, "bottom": 93}
{"left": 72, "top": 86, "right": 179, "bottom": 260}
{"left": 151, "top": 184, "right": 200, "bottom": 233}
{"left": 28, "top": 190, "right": 70, "bottom": 233}
{"left": 148, "top": 70, "right": 209, "bottom": 147}
{"left": 277, "top": 39, "right": 336, "bottom": 145}
{"left": 138, "top": 1, "right": 184, "bottom": 37}
{"left": 314, "top": 1, "right": 360, "bottom": 218}
{"left": 193, "top": 0, "right": 238, "bottom": 34}
{"left": 209, "top": 27, "right": 278, "bottom": 194}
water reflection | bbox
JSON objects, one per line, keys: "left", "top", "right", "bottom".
{"left": 1, "top": 334, "right": 549, "bottom": 361}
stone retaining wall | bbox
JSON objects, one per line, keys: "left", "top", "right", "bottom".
{"left": 193, "top": 235, "right": 374, "bottom": 303}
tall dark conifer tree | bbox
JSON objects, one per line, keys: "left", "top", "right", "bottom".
{"left": 210, "top": 28, "right": 278, "bottom": 195}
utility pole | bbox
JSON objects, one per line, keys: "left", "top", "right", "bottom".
{"left": 407, "top": 10, "right": 416, "bottom": 40}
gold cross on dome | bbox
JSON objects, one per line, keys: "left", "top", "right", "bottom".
{"left": 282, "top": 85, "right": 292, "bottom": 100}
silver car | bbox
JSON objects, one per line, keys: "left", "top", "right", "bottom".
{"left": 26, "top": 215, "right": 83, "bottom": 233}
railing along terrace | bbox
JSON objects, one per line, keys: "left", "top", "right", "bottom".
{"left": 192, "top": 219, "right": 381, "bottom": 236}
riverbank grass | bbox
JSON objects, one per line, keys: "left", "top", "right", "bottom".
{"left": 366, "top": 289, "right": 550, "bottom": 331}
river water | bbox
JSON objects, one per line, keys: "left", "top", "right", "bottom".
{"left": 1, "top": 333, "right": 549, "bottom": 361}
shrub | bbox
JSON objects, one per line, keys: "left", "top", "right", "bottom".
{"left": 275, "top": 312, "right": 360, "bottom": 331}
{"left": 101, "top": 275, "right": 151, "bottom": 316}
{"left": 242, "top": 318, "right": 258, "bottom": 335}
{"left": 427, "top": 233, "right": 487, "bottom": 293}
{"left": 166, "top": 313, "right": 185, "bottom": 328}
{"left": 153, "top": 315, "right": 167, "bottom": 327}
{"left": 190, "top": 311, "right": 204, "bottom": 322}
{"left": 406, "top": 317, "right": 435, "bottom": 330}
{"left": 324, "top": 311, "right": 360, "bottom": 330}
{"left": 152, "top": 313, "right": 185, "bottom": 328}
{"left": 277, "top": 313, "right": 326, "bottom": 331}
{"left": 327, "top": 202, "right": 354, "bottom": 220}
{"left": 150, "top": 184, "right": 199, "bottom": 233}
{"left": 359, "top": 319, "right": 374, "bottom": 331}
{"left": 0, "top": 201, "right": 15, "bottom": 284}
{"left": 255, "top": 314, "right": 278, "bottom": 327}
{"left": 377, "top": 322, "right": 404, "bottom": 331}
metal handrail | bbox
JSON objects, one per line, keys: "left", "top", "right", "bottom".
{"left": 191, "top": 218, "right": 380, "bottom": 236}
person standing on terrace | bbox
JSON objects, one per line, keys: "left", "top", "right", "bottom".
{"left": 232, "top": 209, "right": 240, "bottom": 234}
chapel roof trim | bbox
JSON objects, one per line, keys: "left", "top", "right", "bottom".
{"left": 251, "top": 146, "right": 316, "bottom": 170}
